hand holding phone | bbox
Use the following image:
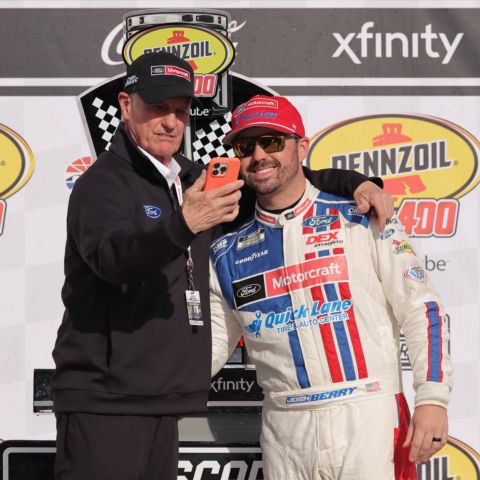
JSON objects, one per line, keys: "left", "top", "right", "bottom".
{"left": 203, "top": 157, "right": 241, "bottom": 191}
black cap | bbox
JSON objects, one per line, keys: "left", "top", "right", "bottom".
{"left": 123, "top": 52, "right": 195, "bottom": 104}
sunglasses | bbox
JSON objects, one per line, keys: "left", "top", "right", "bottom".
{"left": 231, "top": 134, "right": 298, "bottom": 158}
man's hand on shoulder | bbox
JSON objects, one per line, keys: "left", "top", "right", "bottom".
{"left": 403, "top": 404, "right": 448, "bottom": 464}
{"left": 353, "top": 180, "right": 394, "bottom": 232}
{"left": 182, "top": 170, "right": 244, "bottom": 234}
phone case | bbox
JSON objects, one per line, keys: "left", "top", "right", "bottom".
{"left": 203, "top": 157, "right": 241, "bottom": 191}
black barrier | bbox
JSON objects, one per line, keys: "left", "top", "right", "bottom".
{"left": 0, "top": 441, "right": 264, "bottom": 480}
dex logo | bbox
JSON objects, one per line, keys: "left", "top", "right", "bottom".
{"left": 332, "top": 22, "right": 463, "bottom": 64}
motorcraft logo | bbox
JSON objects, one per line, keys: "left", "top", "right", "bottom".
{"left": 232, "top": 256, "right": 348, "bottom": 308}
{"left": 0, "top": 124, "right": 35, "bottom": 236}
{"left": 415, "top": 436, "right": 480, "bottom": 480}
{"left": 235, "top": 98, "right": 279, "bottom": 114}
{"left": 266, "top": 256, "right": 349, "bottom": 297}
{"left": 332, "top": 22, "right": 463, "bottom": 64}
{"left": 308, "top": 114, "right": 480, "bottom": 238}
{"left": 151, "top": 65, "right": 191, "bottom": 81}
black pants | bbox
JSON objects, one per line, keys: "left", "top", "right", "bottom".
{"left": 55, "top": 413, "right": 178, "bottom": 480}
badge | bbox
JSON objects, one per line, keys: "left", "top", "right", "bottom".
{"left": 185, "top": 290, "right": 203, "bottom": 326}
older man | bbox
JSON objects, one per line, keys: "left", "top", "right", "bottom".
{"left": 210, "top": 95, "right": 452, "bottom": 480}
{"left": 52, "top": 53, "right": 393, "bottom": 480}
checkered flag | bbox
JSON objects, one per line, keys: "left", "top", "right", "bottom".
{"left": 78, "top": 74, "right": 126, "bottom": 157}
{"left": 193, "top": 112, "right": 235, "bottom": 164}
{"left": 91, "top": 97, "right": 121, "bottom": 151}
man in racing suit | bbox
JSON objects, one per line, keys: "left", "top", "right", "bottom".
{"left": 209, "top": 95, "right": 453, "bottom": 479}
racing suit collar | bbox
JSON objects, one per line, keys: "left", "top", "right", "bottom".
{"left": 254, "top": 180, "right": 316, "bottom": 228}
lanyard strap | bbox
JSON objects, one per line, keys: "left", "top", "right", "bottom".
{"left": 172, "top": 175, "right": 195, "bottom": 291}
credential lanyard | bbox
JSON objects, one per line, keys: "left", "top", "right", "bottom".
{"left": 173, "top": 175, "right": 202, "bottom": 326}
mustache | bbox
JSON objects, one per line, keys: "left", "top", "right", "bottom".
{"left": 247, "top": 160, "right": 279, "bottom": 172}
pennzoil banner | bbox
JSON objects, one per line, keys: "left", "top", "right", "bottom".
{"left": 308, "top": 114, "right": 480, "bottom": 237}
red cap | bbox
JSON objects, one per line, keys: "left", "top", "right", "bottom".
{"left": 223, "top": 95, "right": 305, "bottom": 144}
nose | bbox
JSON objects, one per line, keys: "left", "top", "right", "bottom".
{"left": 163, "top": 112, "right": 177, "bottom": 131}
{"left": 251, "top": 141, "right": 267, "bottom": 161}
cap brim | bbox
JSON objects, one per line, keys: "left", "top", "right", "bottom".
{"left": 223, "top": 123, "right": 294, "bottom": 145}
{"left": 137, "top": 83, "right": 194, "bottom": 104}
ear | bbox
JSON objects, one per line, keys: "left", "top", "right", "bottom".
{"left": 297, "top": 136, "right": 310, "bottom": 163}
{"left": 118, "top": 92, "right": 131, "bottom": 121}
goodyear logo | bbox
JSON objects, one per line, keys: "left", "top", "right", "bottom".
{"left": 416, "top": 436, "right": 480, "bottom": 479}
{"left": 308, "top": 115, "right": 480, "bottom": 238}
{"left": 0, "top": 124, "right": 35, "bottom": 236}
{"left": 122, "top": 25, "right": 235, "bottom": 75}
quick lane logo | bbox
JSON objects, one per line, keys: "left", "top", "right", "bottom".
{"left": 245, "top": 299, "right": 353, "bottom": 337}
{"left": 332, "top": 22, "right": 463, "bottom": 64}
{"left": 308, "top": 114, "right": 480, "bottom": 238}
{"left": 415, "top": 436, "right": 480, "bottom": 480}
{"left": 0, "top": 124, "right": 35, "bottom": 236}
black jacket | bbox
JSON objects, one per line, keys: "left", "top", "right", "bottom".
{"left": 52, "top": 124, "right": 379, "bottom": 415}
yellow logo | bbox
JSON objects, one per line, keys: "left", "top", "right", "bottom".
{"left": 308, "top": 115, "right": 480, "bottom": 237}
{"left": 0, "top": 124, "right": 35, "bottom": 236}
{"left": 417, "top": 436, "right": 480, "bottom": 479}
{"left": 308, "top": 114, "right": 479, "bottom": 205}
{"left": 0, "top": 124, "right": 35, "bottom": 199}
{"left": 122, "top": 25, "right": 235, "bottom": 74}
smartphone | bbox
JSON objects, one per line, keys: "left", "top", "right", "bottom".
{"left": 203, "top": 157, "right": 241, "bottom": 191}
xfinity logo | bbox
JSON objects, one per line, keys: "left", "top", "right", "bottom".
{"left": 211, "top": 377, "right": 255, "bottom": 393}
{"left": 237, "top": 284, "right": 261, "bottom": 298}
{"left": 332, "top": 22, "right": 464, "bottom": 64}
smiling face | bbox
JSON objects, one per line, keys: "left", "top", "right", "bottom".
{"left": 235, "top": 127, "right": 310, "bottom": 209}
{"left": 118, "top": 92, "right": 190, "bottom": 164}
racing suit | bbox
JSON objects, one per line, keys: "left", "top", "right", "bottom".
{"left": 210, "top": 180, "right": 453, "bottom": 480}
